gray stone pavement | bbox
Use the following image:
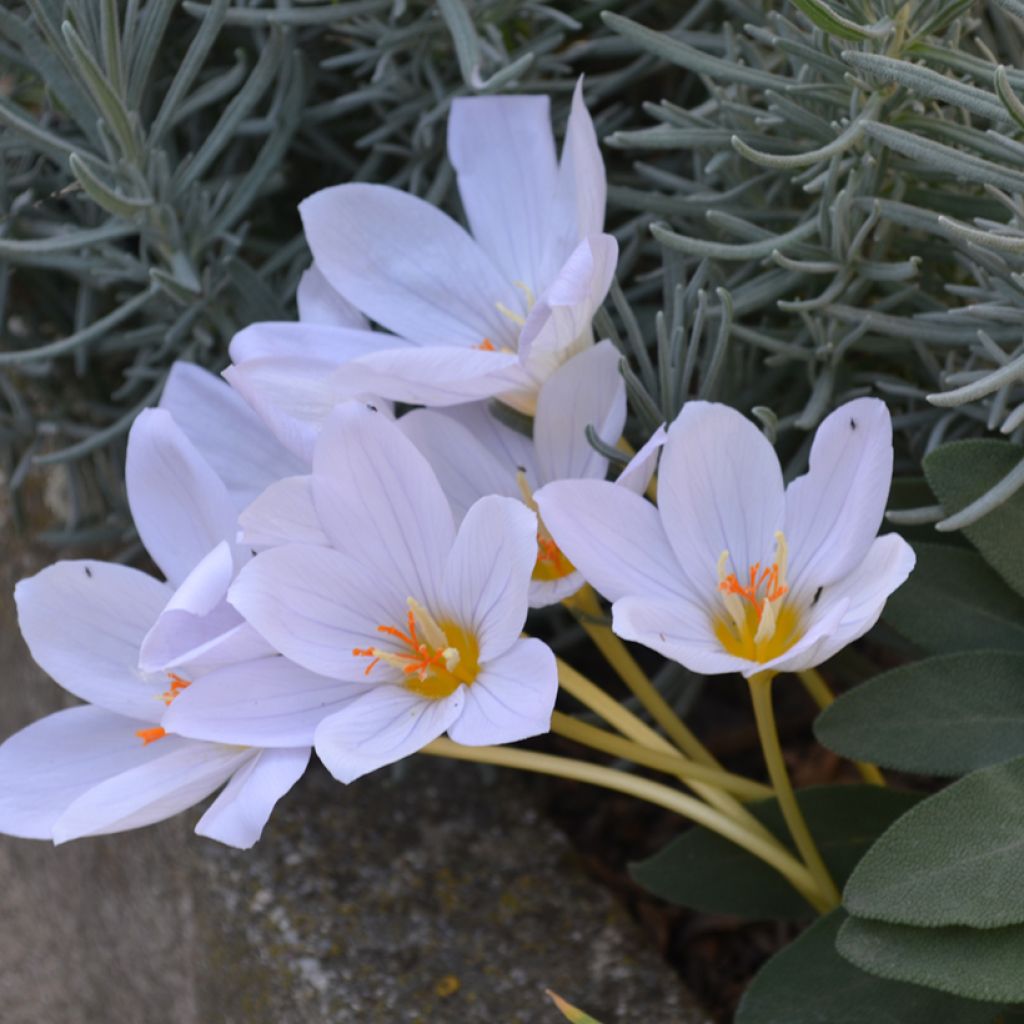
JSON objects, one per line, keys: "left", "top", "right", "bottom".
{"left": 0, "top": 536, "right": 708, "bottom": 1024}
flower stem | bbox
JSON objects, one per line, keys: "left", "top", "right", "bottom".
{"left": 564, "top": 585, "right": 722, "bottom": 770}
{"left": 749, "top": 671, "right": 841, "bottom": 909}
{"left": 796, "top": 668, "right": 886, "bottom": 787}
{"left": 421, "top": 737, "right": 829, "bottom": 912}
{"left": 556, "top": 657, "right": 784, "bottom": 849}
{"left": 550, "top": 710, "right": 773, "bottom": 801}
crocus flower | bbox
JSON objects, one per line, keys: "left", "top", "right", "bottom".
{"left": 225, "top": 82, "right": 614, "bottom": 456}
{"left": 535, "top": 399, "right": 915, "bottom": 678}
{"left": 0, "top": 411, "right": 331, "bottom": 847}
{"left": 399, "top": 340, "right": 627, "bottom": 606}
{"left": 225, "top": 402, "right": 559, "bottom": 783}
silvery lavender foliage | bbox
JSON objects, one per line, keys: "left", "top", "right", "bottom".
{"left": 5, "top": 0, "right": 1024, "bottom": 539}
{"left": 601, "top": 0, "right": 1024, "bottom": 527}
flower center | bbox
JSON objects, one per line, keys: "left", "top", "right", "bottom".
{"left": 515, "top": 470, "right": 576, "bottom": 582}
{"left": 712, "top": 532, "right": 803, "bottom": 662}
{"left": 135, "top": 672, "right": 193, "bottom": 745}
{"left": 354, "top": 597, "right": 479, "bottom": 699}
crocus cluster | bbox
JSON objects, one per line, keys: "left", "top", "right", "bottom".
{"left": 0, "top": 86, "right": 913, "bottom": 849}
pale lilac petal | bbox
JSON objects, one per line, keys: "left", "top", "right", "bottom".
{"left": 771, "top": 534, "right": 915, "bottom": 673}
{"left": 448, "top": 638, "right": 556, "bottom": 745}
{"left": 784, "top": 398, "right": 895, "bottom": 601}
{"left": 528, "top": 571, "right": 584, "bottom": 609}
{"left": 617, "top": 425, "right": 667, "bottom": 495}
{"left": 611, "top": 594, "right": 749, "bottom": 676}
{"left": 314, "top": 685, "right": 463, "bottom": 783}
{"left": 52, "top": 741, "right": 252, "bottom": 843}
{"left": 195, "top": 746, "right": 311, "bottom": 849}
{"left": 138, "top": 542, "right": 241, "bottom": 673}
{"left": 535, "top": 340, "right": 625, "bottom": 484}
{"left": 223, "top": 357, "right": 348, "bottom": 462}
{"left": 535, "top": 480, "right": 690, "bottom": 603}
{"left": 126, "top": 409, "right": 237, "bottom": 586}
{"left": 541, "top": 78, "right": 606, "bottom": 281}
{"left": 448, "top": 95, "right": 557, "bottom": 293}
{"left": 519, "top": 235, "right": 618, "bottom": 387}
{"left": 15, "top": 561, "right": 170, "bottom": 720}
{"left": 334, "top": 346, "right": 523, "bottom": 408}
{"left": 159, "top": 362, "right": 304, "bottom": 509}
{"left": 174, "top": 622, "right": 276, "bottom": 675}
{"left": 297, "top": 264, "right": 369, "bottom": 328}
{"left": 657, "top": 402, "right": 785, "bottom": 598}
{"left": 443, "top": 402, "right": 538, "bottom": 480}
{"left": 229, "top": 320, "right": 393, "bottom": 364}
{"left": 398, "top": 409, "right": 519, "bottom": 523}
{"left": 164, "top": 657, "right": 370, "bottom": 748}
{"left": 229, "top": 544, "right": 406, "bottom": 682}
{"left": 440, "top": 495, "right": 536, "bottom": 660}
{"left": 0, "top": 707, "right": 170, "bottom": 840}
{"left": 312, "top": 404, "right": 454, "bottom": 610}
{"left": 300, "top": 183, "right": 519, "bottom": 348}
{"left": 238, "top": 475, "right": 330, "bottom": 550}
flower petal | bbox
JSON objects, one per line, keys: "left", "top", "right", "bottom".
{"left": 15, "top": 561, "right": 170, "bottom": 720}
{"left": 300, "top": 183, "right": 518, "bottom": 348}
{"left": 541, "top": 77, "right": 606, "bottom": 282}
{"left": 398, "top": 409, "right": 518, "bottom": 523}
{"left": 447, "top": 637, "right": 556, "bottom": 745}
{"left": 440, "top": 495, "right": 537, "bottom": 661}
{"left": 229, "top": 544, "right": 406, "bottom": 682}
{"left": 534, "top": 480, "right": 689, "bottom": 603}
{"left": 312, "top": 403, "right": 455, "bottom": 610}
{"left": 534, "top": 340, "right": 625, "bottom": 484}
{"left": 447, "top": 94, "right": 557, "bottom": 294}
{"left": 0, "top": 707, "right": 170, "bottom": 840}
{"left": 784, "top": 398, "right": 895, "bottom": 600}
{"left": 52, "top": 740, "right": 252, "bottom": 842}
{"left": 442, "top": 402, "right": 538, "bottom": 479}
{"left": 314, "top": 685, "right": 463, "bottom": 784}
{"left": 238, "top": 475, "right": 330, "bottom": 550}
{"left": 617, "top": 424, "right": 667, "bottom": 495}
{"left": 126, "top": 408, "right": 237, "bottom": 586}
{"left": 771, "top": 534, "right": 916, "bottom": 674}
{"left": 528, "top": 571, "right": 585, "bottom": 609}
{"left": 195, "top": 746, "right": 310, "bottom": 849}
{"left": 333, "top": 346, "right": 523, "bottom": 408}
{"left": 159, "top": 362, "right": 304, "bottom": 509}
{"left": 229, "top": 320, "right": 394, "bottom": 364}
{"left": 611, "top": 594, "right": 748, "bottom": 676}
{"left": 297, "top": 264, "right": 369, "bottom": 328}
{"left": 165, "top": 656, "right": 369, "bottom": 748}
{"left": 657, "top": 402, "right": 785, "bottom": 598}
{"left": 518, "top": 234, "right": 617, "bottom": 388}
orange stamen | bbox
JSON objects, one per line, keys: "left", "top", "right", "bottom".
{"left": 475, "top": 338, "right": 496, "bottom": 351}
{"left": 353, "top": 606, "right": 450, "bottom": 681}
{"left": 158, "top": 671, "right": 192, "bottom": 706}
{"left": 136, "top": 726, "right": 166, "bottom": 746}
{"left": 719, "top": 561, "right": 788, "bottom": 620}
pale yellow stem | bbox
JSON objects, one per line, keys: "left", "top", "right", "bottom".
{"left": 550, "top": 711, "right": 772, "bottom": 801}
{"left": 749, "top": 671, "right": 841, "bottom": 909}
{"left": 422, "top": 738, "right": 829, "bottom": 912}
{"left": 564, "top": 586, "right": 721, "bottom": 770}
{"left": 556, "top": 658, "right": 782, "bottom": 848}
{"left": 797, "top": 668, "right": 887, "bottom": 787}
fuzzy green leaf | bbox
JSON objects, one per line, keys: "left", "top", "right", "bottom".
{"left": 924, "top": 440, "right": 1024, "bottom": 597}
{"left": 815, "top": 651, "right": 1024, "bottom": 777}
{"left": 791, "top": 0, "right": 889, "bottom": 41}
{"left": 882, "top": 543, "right": 1024, "bottom": 654}
{"left": 738, "top": 910, "right": 1001, "bottom": 1023}
{"left": 844, "top": 756, "right": 1024, "bottom": 928}
{"left": 631, "top": 786, "right": 920, "bottom": 920}
{"left": 838, "top": 915, "right": 1024, "bottom": 1003}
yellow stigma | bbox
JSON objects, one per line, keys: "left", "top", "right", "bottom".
{"left": 712, "top": 532, "right": 802, "bottom": 662}
{"left": 353, "top": 597, "right": 479, "bottom": 699}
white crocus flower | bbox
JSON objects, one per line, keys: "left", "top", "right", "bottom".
{"left": 223, "top": 402, "right": 558, "bottom": 784}
{"left": 535, "top": 399, "right": 915, "bottom": 678}
{"left": 0, "top": 410, "right": 343, "bottom": 848}
{"left": 225, "top": 82, "right": 613, "bottom": 455}
{"left": 398, "top": 340, "right": 627, "bottom": 607}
